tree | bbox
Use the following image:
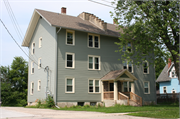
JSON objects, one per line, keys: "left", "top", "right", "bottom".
{"left": 1, "top": 57, "right": 28, "bottom": 106}
{"left": 111, "top": 0, "right": 179, "bottom": 79}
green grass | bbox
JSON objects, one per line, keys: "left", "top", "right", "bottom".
{"left": 26, "top": 104, "right": 179, "bottom": 118}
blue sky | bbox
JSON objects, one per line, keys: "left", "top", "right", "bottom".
{"left": 0, "top": 0, "right": 115, "bottom": 67}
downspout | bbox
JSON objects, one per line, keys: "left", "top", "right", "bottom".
{"left": 54, "top": 27, "right": 61, "bottom": 108}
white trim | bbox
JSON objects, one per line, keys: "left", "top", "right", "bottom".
{"left": 88, "top": 79, "right": 101, "bottom": 94}
{"left": 88, "top": 55, "right": 101, "bottom": 70}
{"left": 39, "top": 37, "right": 42, "bottom": 48}
{"left": 31, "top": 42, "right": 35, "bottom": 55}
{"left": 66, "top": 29, "right": 75, "bottom": 46}
{"left": 144, "top": 81, "right": 150, "bottom": 94}
{"left": 172, "top": 90, "right": 176, "bottom": 93}
{"left": 163, "top": 86, "right": 167, "bottom": 94}
{"left": 122, "top": 60, "right": 133, "bottom": 73}
{"left": 65, "top": 52, "right": 75, "bottom": 69}
{"left": 167, "top": 62, "right": 174, "bottom": 72}
{"left": 30, "top": 82, "right": 34, "bottom": 95}
{"left": 65, "top": 77, "right": 75, "bottom": 93}
{"left": 37, "top": 80, "right": 41, "bottom": 91}
{"left": 31, "top": 61, "right": 34, "bottom": 74}
{"left": 38, "top": 58, "right": 42, "bottom": 69}
{"left": 143, "top": 61, "right": 149, "bottom": 74}
{"left": 87, "top": 33, "right": 100, "bottom": 49}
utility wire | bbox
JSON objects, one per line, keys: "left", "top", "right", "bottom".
{"left": 88, "top": 0, "right": 115, "bottom": 8}
{"left": 0, "top": 19, "right": 45, "bottom": 69}
{"left": 3, "top": 0, "right": 42, "bottom": 67}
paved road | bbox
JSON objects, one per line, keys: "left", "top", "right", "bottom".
{"left": 0, "top": 107, "right": 154, "bottom": 119}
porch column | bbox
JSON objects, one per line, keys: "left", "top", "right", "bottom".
{"left": 114, "top": 81, "right": 118, "bottom": 101}
{"left": 101, "top": 81, "right": 104, "bottom": 101}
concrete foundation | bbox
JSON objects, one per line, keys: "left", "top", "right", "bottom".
{"left": 116, "top": 100, "right": 128, "bottom": 105}
{"left": 57, "top": 102, "right": 77, "bottom": 108}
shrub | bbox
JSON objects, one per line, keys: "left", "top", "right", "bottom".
{"left": 45, "top": 95, "right": 55, "bottom": 108}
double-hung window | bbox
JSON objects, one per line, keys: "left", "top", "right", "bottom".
{"left": 39, "top": 37, "right": 42, "bottom": 48}
{"left": 88, "top": 34, "right": 100, "bottom": 48}
{"left": 31, "top": 61, "right": 34, "bottom": 74}
{"left": 66, "top": 30, "right": 75, "bottom": 45}
{"left": 89, "top": 79, "right": 100, "bottom": 93}
{"left": 38, "top": 80, "right": 41, "bottom": 91}
{"left": 163, "top": 87, "right": 167, "bottom": 93}
{"left": 65, "top": 53, "right": 75, "bottom": 68}
{"left": 143, "top": 61, "right": 149, "bottom": 74}
{"left": 38, "top": 58, "right": 42, "bottom": 69}
{"left": 123, "top": 81, "right": 132, "bottom": 92}
{"left": 123, "top": 60, "right": 133, "bottom": 73}
{"left": 65, "top": 78, "right": 75, "bottom": 93}
{"left": 144, "top": 81, "right": 150, "bottom": 94}
{"left": 172, "top": 70, "right": 177, "bottom": 78}
{"left": 122, "top": 42, "right": 132, "bottom": 52}
{"left": 88, "top": 55, "right": 100, "bottom": 70}
{"left": 31, "top": 82, "right": 34, "bottom": 95}
{"left": 32, "top": 43, "right": 35, "bottom": 54}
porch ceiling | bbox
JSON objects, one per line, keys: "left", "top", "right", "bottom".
{"left": 101, "top": 69, "right": 138, "bottom": 81}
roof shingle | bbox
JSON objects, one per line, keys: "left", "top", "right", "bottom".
{"left": 36, "top": 9, "right": 121, "bottom": 37}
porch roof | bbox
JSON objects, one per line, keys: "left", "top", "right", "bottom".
{"left": 101, "top": 69, "right": 138, "bottom": 81}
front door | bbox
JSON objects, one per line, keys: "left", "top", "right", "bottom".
{"left": 110, "top": 83, "right": 114, "bottom": 91}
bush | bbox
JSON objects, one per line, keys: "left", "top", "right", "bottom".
{"left": 45, "top": 95, "right": 55, "bottom": 108}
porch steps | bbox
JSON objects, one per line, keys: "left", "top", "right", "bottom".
{"left": 103, "top": 100, "right": 115, "bottom": 107}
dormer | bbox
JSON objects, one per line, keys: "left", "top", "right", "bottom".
{"left": 78, "top": 12, "right": 107, "bottom": 31}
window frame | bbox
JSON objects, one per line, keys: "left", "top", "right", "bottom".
{"left": 144, "top": 81, "right": 150, "bottom": 94}
{"left": 30, "top": 82, "right": 34, "bottom": 95}
{"left": 123, "top": 60, "right": 133, "bottom": 73}
{"left": 65, "top": 77, "right": 75, "bottom": 93}
{"left": 88, "top": 79, "right": 100, "bottom": 93}
{"left": 143, "top": 61, "right": 149, "bottom": 74}
{"left": 65, "top": 52, "right": 75, "bottom": 69}
{"left": 31, "top": 61, "right": 34, "bottom": 74}
{"left": 39, "top": 37, "right": 42, "bottom": 48}
{"left": 32, "top": 42, "right": 35, "bottom": 55}
{"left": 172, "top": 90, "right": 176, "bottom": 93}
{"left": 66, "top": 30, "right": 75, "bottom": 46}
{"left": 87, "top": 33, "right": 100, "bottom": 49}
{"left": 88, "top": 55, "right": 101, "bottom": 70}
{"left": 122, "top": 42, "right": 132, "bottom": 52}
{"left": 38, "top": 58, "right": 42, "bottom": 69}
{"left": 163, "top": 86, "right": 167, "bottom": 94}
{"left": 38, "top": 80, "right": 41, "bottom": 91}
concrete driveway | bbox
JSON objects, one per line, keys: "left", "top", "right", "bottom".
{"left": 0, "top": 107, "right": 154, "bottom": 119}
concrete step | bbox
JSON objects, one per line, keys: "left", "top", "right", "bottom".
{"left": 103, "top": 100, "right": 115, "bottom": 107}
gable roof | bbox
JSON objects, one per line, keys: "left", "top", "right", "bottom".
{"left": 156, "top": 64, "right": 171, "bottom": 82}
{"left": 101, "top": 69, "right": 138, "bottom": 81}
{"left": 22, "top": 9, "right": 122, "bottom": 47}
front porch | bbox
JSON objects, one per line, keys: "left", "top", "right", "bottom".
{"left": 101, "top": 69, "right": 142, "bottom": 106}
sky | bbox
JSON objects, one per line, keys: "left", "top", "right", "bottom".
{"left": 0, "top": 0, "right": 115, "bottom": 67}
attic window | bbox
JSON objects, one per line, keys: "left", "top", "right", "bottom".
{"left": 172, "top": 70, "right": 176, "bottom": 78}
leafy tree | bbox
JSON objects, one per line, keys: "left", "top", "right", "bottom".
{"left": 111, "top": 1, "right": 179, "bottom": 79}
{"left": 1, "top": 57, "right": 28, "bottom": 106}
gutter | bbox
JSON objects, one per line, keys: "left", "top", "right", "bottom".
{"left": 54, "top": 27, "right": 61, "bottom": 106}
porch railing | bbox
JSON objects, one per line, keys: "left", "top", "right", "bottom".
{"left": 118, "top": 92, "right": 129, "bottom": 105}
{"left": 104, "top": 91, "right": 114, "bottom": 100}
{"left": 123, "top": 92, "right": 142, "bottom": 106}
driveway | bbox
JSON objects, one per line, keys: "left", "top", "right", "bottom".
{"left": 0, "top": 107, "right": 154, "bottom": 119}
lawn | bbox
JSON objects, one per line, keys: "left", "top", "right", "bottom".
{"left": 26, "top": 103, "right": 179, "bottom": 118}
